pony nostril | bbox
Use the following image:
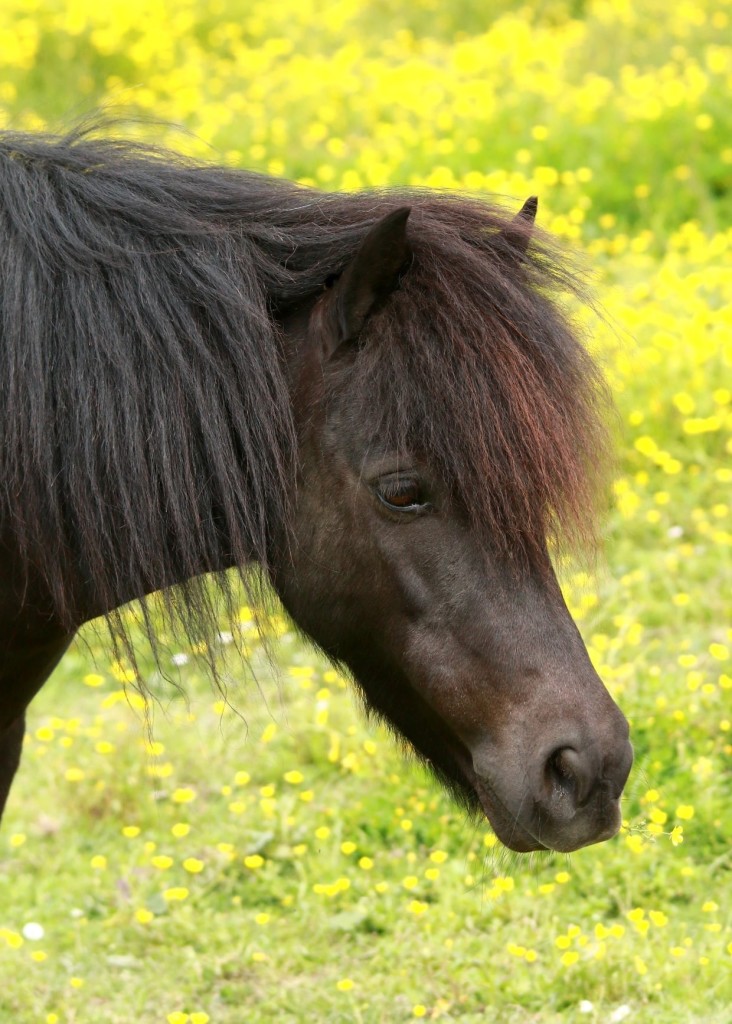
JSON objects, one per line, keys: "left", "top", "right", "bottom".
{"left": 546, "top": 747, "right": 592, "bottom": 807}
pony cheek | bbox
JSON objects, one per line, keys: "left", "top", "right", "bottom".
{"left": 269, "top": 508, "right": 385, "bottom": 654}
{"left": 399, "top": 625, "right": 500, "bottom": 746}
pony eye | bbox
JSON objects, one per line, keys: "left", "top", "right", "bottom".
{"left": 384, "top": 487, "right": 419, "bottom": 507}
{"left": 376, "top": 478, "right": 428, "bottom": 513}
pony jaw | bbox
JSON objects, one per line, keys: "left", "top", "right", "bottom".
{"left": 435, "top": 730, "right": 549, "bottom": 852}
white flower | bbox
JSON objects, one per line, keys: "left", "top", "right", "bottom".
{"left": 22, "top": 922, "right": 44, "bottom": 940}
{"left": 609, "top": 1007, "right": 632, "bottom": 1023}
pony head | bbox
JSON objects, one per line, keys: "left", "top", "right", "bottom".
{"left": 274, "top": 199, "right": 632, "bottom": 852}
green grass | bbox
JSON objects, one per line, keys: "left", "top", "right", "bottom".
{"left": 1, "top": 524, "right": 730, "bottom": 1024}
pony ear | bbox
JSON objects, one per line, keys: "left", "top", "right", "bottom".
{"left": 515, "top": 194, "right": 538, "bottom": 225}
{"left": 499, "top": 195, "right": 538, "bottom": 260}
{"left": 333, "top": 207, "right": 412, "bottom": 347}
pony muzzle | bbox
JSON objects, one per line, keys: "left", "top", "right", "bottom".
{"left": 471, "top": 717, "right": 633, "bottom": 853}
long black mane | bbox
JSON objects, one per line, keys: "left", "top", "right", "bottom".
{"left": 0, "top": 126, "right": 608, "bottom": 652}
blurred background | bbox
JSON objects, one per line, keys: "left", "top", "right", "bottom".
{"left": 0, "top": 2, "right": 730, "bottom": 1022}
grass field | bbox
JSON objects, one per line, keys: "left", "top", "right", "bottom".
{"left": 0, "top": 1, "right": 730, "bottom": 1022}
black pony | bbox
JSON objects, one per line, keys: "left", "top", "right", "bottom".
{"left": 0, "top": 128, "right": 632, "bottom": 852}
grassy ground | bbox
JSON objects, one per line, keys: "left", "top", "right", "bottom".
{"left": 0, "top": 1, "right": 730, "bottom": 1022}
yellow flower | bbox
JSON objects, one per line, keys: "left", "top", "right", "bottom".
{"left": 672, "top": 392, "right": 696, "bottom": 416}
{"left": 244, "top": 855, "right": 264, "bottom": 870}
{"left": 671, "top": 823, "right": 687, "bottom": 847}
{"left": 625, "top": 834, "right": 645, "bottom": 853}
{"left": 336, "top": 978, "right": 354, "bottom": 992}
{"left": 163, "top": 888, "right": 189, "bottom": 902}
{"left": 172, "top": 788, "right": 196, "bottom": 804}
{"left": 683, "top": 416, "right": 721, "bottom": 435}
{"left": 110, "top": 661, "right": 137, "bottom": 684}
{"left": 183, "top": 858, "right": 204, "bottom": 874}
{"left": 676, "top": 805, "right": 694, "bottom": 820}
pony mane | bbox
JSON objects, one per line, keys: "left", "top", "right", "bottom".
{"left": 0, "top": 125, "right": 608, "bottom": 658}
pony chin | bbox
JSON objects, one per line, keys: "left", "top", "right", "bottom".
{"left": 372, "top": 690, "right": 548, "bottom": 853}
{"left": 425, "top": 732, "right": 549, "bottom": 852}
{"left": 471, "top": 776, "right": 547, "bottom": 853}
